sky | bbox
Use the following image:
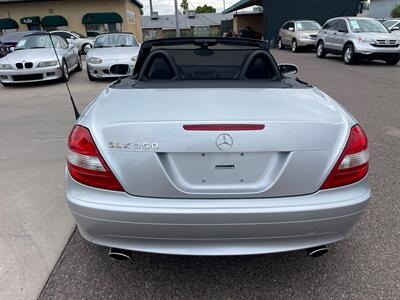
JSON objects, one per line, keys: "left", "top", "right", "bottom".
{"left": 142, "top": 0, "right": 241, "bottom": 15}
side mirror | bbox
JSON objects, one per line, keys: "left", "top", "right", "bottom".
{"left": 68, "top": 43, "right": 75, "bottom": 50}
{"left": 338, "top": 28, "right": 348, "bottom": 33}
{"left": 392, "top": 26, "right": 400, "bottom": 31}
{"left": 9, "top": 46, "right": 15, "bottom": 52}
{"left": 288, "top": 27, "right": 295, "bottom": 32}
{"left": 279, "top": 64, "right": 299, "bottom": 76}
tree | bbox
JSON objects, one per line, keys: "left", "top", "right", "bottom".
{"left": 392, "top": 4, "right": 400, "bottom": 17}
{"left": 180, "top": 0, "right": 189, "bottom": 14}
{"left": 195, "top": 4, "right": 216, "bottom": 13}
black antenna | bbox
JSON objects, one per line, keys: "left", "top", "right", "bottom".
{"left": 48, "top": 33, "right": 80, "bottom": 119}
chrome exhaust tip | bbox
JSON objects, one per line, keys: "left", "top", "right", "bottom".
{"left": 108, "top": 248, "right": 132, "bottom": 261}
{"left": 306, "top": 245, "right": 329, "bottom": 258}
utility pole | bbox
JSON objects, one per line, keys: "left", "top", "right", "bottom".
{"left": 223, "top": 0, "right": 226, "bottom": 11}
{"left": 174, "top": 0, "right": 180, "bottom": 37}
{"left": 149, "top": 0, "right": 153, "bottom": 15}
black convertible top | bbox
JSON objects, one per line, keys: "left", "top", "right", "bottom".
{"left": 112, "top": 37, "right": 310, "bottom": 89}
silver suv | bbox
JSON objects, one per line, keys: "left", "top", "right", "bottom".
{"left": 316, "top": 17, "right": 400, "bottom": 65}
{"left": 278, "top": 20, "right": 322, "bottom": 52}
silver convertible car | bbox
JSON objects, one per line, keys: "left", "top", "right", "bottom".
{"left": 86, "top": 33, "right": 140, "bottom": 80}
{"left": 0, "top": 33, "right": 81, "bottom": 86}
{"left": 66, "top": 38, "right": 371, "bottom": 260}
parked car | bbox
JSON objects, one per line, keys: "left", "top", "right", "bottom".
{"left": 0, "top": 31, "right": 40, "bottom": 55}
{"left": 382, "top": 19, "right": 400, "bottom": 32}
{"left": 66, "top": 37, "right": 371, "bottom": 260}
{"left": 277, "top": 20, "right": 322, "bottom": 52}
{"left": 86, "top": 31, "right": 101, "bottom": 39}
{"left": 0, "top": 41, "right": 7, "bottom": 58}
{"left": 51, "top": 30, "right": 94, "bottom": 54}
{"left": 86, "top": 32, "right": 140, "bottom": 81}
{"left": 0, "top": 33, "right": 81, "bottom": 86}
{"left": 316, "top": 17, "right": 400, "bottom": 65}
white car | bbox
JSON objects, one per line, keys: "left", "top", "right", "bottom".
{"left": 86, "top": 33, "right": 140, "bottom": 80}
{"left": 0, "top": 33, "right": 81, "bottom": 86}
{"left": 51, "top": 31, "right": 94, "bottom": 54}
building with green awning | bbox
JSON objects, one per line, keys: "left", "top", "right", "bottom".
{"left": 0, "top": 0, "right": 143, "bottom": 41}
{"left": 0, "top": 18, "right": 19, "bottom": 30}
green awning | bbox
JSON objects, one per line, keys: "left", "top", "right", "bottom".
{"left": 222, "top": 0, "right": 262, "bottom": 14}
{"left": 41, "top": 15, "right": 68, "bottom": 27}
{"left": 0, "top": 18, "right": 19, "bottom": 30}
{"left": 82, "top": 13, "right": 123, "bottom": 25}
{"left": 20, "top": 16, "right": 41, "bottom": 25}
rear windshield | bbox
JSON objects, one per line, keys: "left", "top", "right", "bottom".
{"left": 143, "top": 45, "right": 278, "bottom": 81}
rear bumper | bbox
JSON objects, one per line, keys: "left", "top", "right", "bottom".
{"left": 66, "top": 173, "right": 371, "bottom": 256}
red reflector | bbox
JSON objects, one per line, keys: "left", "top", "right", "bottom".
{"left": 183, "top": 124, "right": 265, "bottom": 131}
{"left": 321, "top": 124, "right": 369, "bottom": 189}
{"left": 67, "top": 125, "right": 124, "bottom": 191}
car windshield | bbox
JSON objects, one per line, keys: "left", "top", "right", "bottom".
{"left": 72, "top": 31, "right": 86, "bottom": 38}
{"left": 94, "top": 34, "right": 138, "bottom": 48}
{"left": 349, "top": 19, "right": 389, "bottom": 33}
{"left": 15, "top": 35, "right": 62, "bottom": 50}
{"left": 296, "top": 21, "right": 321, "bottom": 31}
{"left": 383, "top": 20, "right": 399, "bottom": 29}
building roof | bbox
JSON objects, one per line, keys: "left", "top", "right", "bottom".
{"left": 142, "top": 12, "right": 234, "bottom": 30}
{"left": 222, "top": 0, "right": 262, "bottom": 14}
{"left": 0, "top": 0, "right": 143, "bottom": 8}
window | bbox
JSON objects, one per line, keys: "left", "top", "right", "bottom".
{"left": 15, "top": 34, "right": 65, "bottom": 50}
{"left": 323, "top": 20, "right": 338, "bottom": 31}
{"left": 348, "top": 18, "right": 389, "bottom": 33}
{"left": 94, "top": 34, "right": 139, "bottom": 48}
{"left": 337, "top": 20, "right": 348, "bottom": 32}
{"left": 296, "top": 21, "right": 321, "bottom": 31}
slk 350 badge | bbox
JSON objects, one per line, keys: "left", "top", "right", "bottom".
{"left": 108, "top": 142, "right": 159, "bottom": 151}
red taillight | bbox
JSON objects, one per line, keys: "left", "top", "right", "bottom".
{"left": 321, "top": 125, "right": 369, "bottom": 189}
{"left": 67, "top": 125, "right": 124, "bottom": 191}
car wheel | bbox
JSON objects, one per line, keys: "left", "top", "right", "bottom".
{"left": 384, "top": 56, "right": 400, "bottom": 65}
{"left": 75, "top": 55, "right": 82, "bottom": 72}
{"left": 277, "top": 38, "right": 284, "bottom": 50}
{"left": 343, "top": 44, "right": 356, "bottom": 65}
{"left": 291, "top": 39, "right": 298, "bottom": 52}
{"left": 87, "top": 68, "right": 97, "bottom": 81}
{"left": 61, "top": 60, "right": 69, "bottom": 82}
{"left": 82, "top": 43, "right": 92, "bottom": 54}
{"left": 316, "top": 41, "right": 326, "bottom": 58}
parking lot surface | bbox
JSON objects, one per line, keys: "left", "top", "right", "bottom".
{"left": 2, "top": 50, "right": 399, "bottom": 299}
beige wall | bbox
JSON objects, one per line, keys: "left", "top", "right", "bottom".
{"left": 0, "top": 0, "right": 143, "bottom": 41}
{"left": 233, "top": 13, "right": 263, "bottom": 34}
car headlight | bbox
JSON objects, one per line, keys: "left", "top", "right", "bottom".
{"left": 396, "top": 39, "right": 400, "bottom": 45}
{"left": 358, "top": 37, "right": 376, "bottom": 44}
{"left": 37, "top": 61, "right": 58, "bottom": 68}
{"left": 88, "top": 57, "right": 102, "bottom": 64}
{"left": 0, "top": 64, "right": 13, "bottom": 70}
{"left": 299, "top": 34, "right": 310, "bottom": 39}
{"left": 131, "top": 55, "right": 138, "bottom": 62}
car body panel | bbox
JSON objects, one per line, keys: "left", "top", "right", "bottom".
{"left": 67, "top": 172, "right": 370, "bottom": 255}
{"left": 78, "top": 87, "right": 353, "bottom": 199}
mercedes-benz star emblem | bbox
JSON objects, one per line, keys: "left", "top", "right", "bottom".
{"left": 216, "top": 133, "right": 233, "bottom": 151}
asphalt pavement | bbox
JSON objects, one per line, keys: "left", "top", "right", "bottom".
{"left": 2, "top": 49, "right": 399, "bottom": 299}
